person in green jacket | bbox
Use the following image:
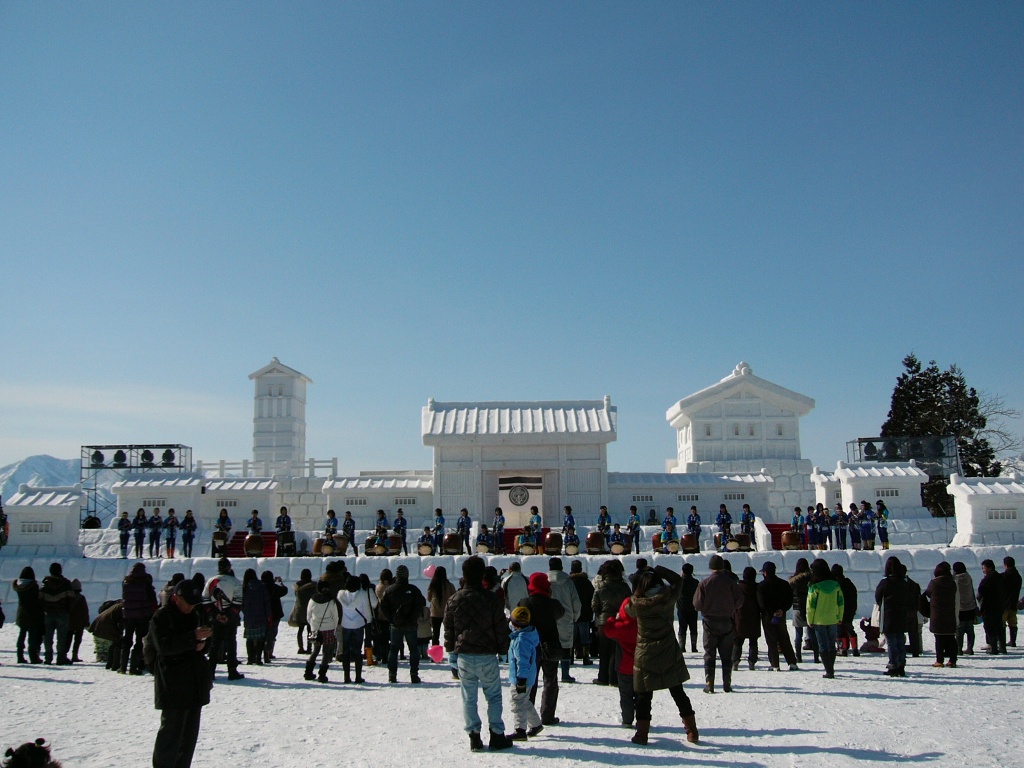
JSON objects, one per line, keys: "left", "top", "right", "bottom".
{"left": 806, "top": 559, "right": 844, "bottom": 679}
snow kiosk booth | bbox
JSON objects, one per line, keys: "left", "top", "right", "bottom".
{"left": 421, "top": 398, "right": 618, "bottom": 530}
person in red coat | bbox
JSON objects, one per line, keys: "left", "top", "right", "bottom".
{"left": 603, "top": 600, "right": 638, "bottom": 728}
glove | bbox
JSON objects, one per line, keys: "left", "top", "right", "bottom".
{"left": 516, "top": 677, "right": 527, "bottom": 694}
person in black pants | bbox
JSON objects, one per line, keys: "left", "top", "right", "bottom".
{"left": 676, "top": 563, "right": 699, "bottom": 653}
{"left": 519, "top": 573, "right": 565, "bottom": 725}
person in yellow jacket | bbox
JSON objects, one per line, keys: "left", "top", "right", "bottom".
{"left": 806, "top": 559, "right": 845, "bottom": 679}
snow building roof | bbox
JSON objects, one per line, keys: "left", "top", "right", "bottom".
{"left": 111, "top": 476, "right": 203, "bottom": 491}
{"left": 666, "top": 362, "right": 815, "bottom": 428}
{"left": 947, "top": 473, "right": 1024, "bottom": 498}
{"left": 422, "top": 398, "right": 617, "bottom": 446}
{"left": 834, "top": 461, "right": 929, "bottom": 480}
{"left": 811, "top": 467, "right": 839, "bottom": 484}
{"left": 202, "top": 478, "right": 278, "bottom": 492}
{"left": 609, "top": 472, "right": 773, "bottom": 486}
{"left": 8, "top": 484, "right": 84, "bottom": 507}
{"left": 325, "top": 477, "right": 434, "bottom": 491}
{"left": 248, "top": 357, "right": 312, "bottom": 384}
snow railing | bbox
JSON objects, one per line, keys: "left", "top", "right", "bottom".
{"left": 195, "top": 458, "right": 339, "bottom": 478}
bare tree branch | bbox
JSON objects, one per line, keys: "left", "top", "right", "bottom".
{"left": 978, "top": 390, "right": 1024, "bottom": 454}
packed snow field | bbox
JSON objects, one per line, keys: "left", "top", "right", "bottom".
{"left": 2, "top": 621, "right": 1020, "bottom": 768}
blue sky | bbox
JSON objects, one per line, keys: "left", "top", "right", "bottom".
{"left": 1, "top": 3, "right": 1021, "bottom": 475}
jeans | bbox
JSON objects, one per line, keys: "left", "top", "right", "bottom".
{"left": 341, "top": 627, "right": 363, "bottom": 663}
{"left": 812, "top": 624, "right": 838, "bottom": 675}
{"left": 458, "top": 653, "right": 505, "bottom": 735}
{"left": 388, "top": 626, "right": 420, "bottom": 677}
{"left": 885, "top": 632, "right": 907, "bottom": 670}
{"left": 616, "top": 671, "right": 635, "bottom": 725}
{"left": 528, "top": 658, "right": 560, "bottom": 722}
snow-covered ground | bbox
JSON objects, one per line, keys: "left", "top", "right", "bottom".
{"left": 2, "top": 619, "right": 1020, "bottom": 767}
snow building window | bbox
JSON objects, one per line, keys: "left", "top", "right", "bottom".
{"left": 394, "top": 498, "right": 417, "bottom": 506}
{"left": 345, "top": 498, "right": 368, "bottom": 506}
{"left": 21, "top": 522, "right": 52, "bottom": 535}
{"left": 733, "top": 424, "right": 740, "bottom": 436}
{"left": 141, "top": 499, "right": 166, "bottom": 508}
{"left": 705, "top": 425, "right": 712, "bottom": 437}
{"left": 677, "top": 494, "right": 699, "bottom": 502}
{"left": 723, "top": 493, "right": 745, "bottom": 501}
{"left": 278, "top": 386, "right": 284, "bottom": 396}
{"left": 216, "top": 499, "right": 238, "bottom": 508}
{"left": 834, "top": 490, "right": 842, "bottom": 501}
{"left": 875, "top": 489, "right": 899, "bottom": 498}
{"left": 777, "top": 424, "right": 784, "bottom": 436}
{"left": 748, "top": 424, "right": 755, "bottom": 436}
{"left": 988, "top": 509, "right": 1018, "bottom": 521}
{"left": 632, "top": 495, "right": 653, "bottom": 503}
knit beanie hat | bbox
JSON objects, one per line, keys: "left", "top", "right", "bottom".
{"left": 396, "top": 565, "right": 410, "bottom": 582}
{"left": 511, "top": 606, "right": 531, "bottom": 627}
{"left": 528, "top": 572, "right": 552, "bottom": 597}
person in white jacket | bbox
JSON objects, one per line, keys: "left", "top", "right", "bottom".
{"left": 304, "top": 580, "right": 341, "bottom": 683}
{"left": 339, "top": 576, "right": 373, "bottom": 684}
{"left": 548, "top": 558, "right": 582, "bottom": 683}
{"left": 502, "top": 563, "right": 529, "bottom": 617}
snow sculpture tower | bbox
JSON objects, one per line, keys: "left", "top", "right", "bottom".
{"left": 249, "top": 358, "right": 312, "bottom": 471}
{"left": 665, "top": 362, "right": 816, "bottom": 522}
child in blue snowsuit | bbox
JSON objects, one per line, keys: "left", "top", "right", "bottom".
{"left": 508, "top": 606, "right": 542, "bottom": 740}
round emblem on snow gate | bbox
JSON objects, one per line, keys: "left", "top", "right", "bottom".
{"left": 508, "top": 486, "right": 530, "bottom": 506}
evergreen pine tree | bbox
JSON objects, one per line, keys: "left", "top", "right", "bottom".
{"left": 881, "top": 353, "right": 1000, "bottom": 514}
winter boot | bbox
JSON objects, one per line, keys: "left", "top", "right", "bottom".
{"left": 510, "top": 729, "right": 528, "bottom": 742}
{"left": 682, "top": 713, "right": 700, "bottom": 744}
{"left": 703, "top": 661, "right": 715, "bottom": 693}
{"left": 631, "top": 720, "right": 651, "bottom": 745}
{"left": 1010, "top": 627, "right": 1018, "bottom": 647}
{"left": 264, "top": 638, "right": 276, "bottom": 662}
{"left": 469, "top": 732, "right": 484, "bottom": 752}
{"left": 17, "top": 650, "right": 26, "bottom": 664}
{"left": 582, "top": 645, "right": 592, "bottom": 665}
{"left": 253, "top": 640, "right": 265, "bottom": 665}
{"left": 365, "top": 647, "right": 375, "bottom": 667}
{"left": 343, "top": 660, "right": 352, "bottom": 684}
{"left": 489, "top": 730, "right": 514, "bottom": 751}
{"left": 304, "top": 660, "right": 316, "bottom": 680}
{"left": 722, "top": 669, "right": 733, "bottom": 693}
{"left": 732, "top": 659, "right": 740, "bottom": 672}
{"left": 246, "top": 640, "right": 255, "bottom": 665}
{"left": 354, "top": 657, "right": 364, "bottom": 684}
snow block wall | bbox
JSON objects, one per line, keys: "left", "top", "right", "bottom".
{"left": 4, "top": 545, "right": 1020, "bottom": 632}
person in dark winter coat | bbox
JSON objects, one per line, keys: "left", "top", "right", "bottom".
{"left": 903, "top": 567, "right": 923, "bottom": 658}
{"left": 1002, "top": 557, "right": 1021, "bottom": 647}
{"left": 874, "top": 556, "right": 910, "bottom": 676}
{"left": 833, "top": 564, "right": 859, "bottom": 657}
{"left": 381, "top": 565, "right": 427, "bottom": 684}
{"left": 444, "top": 556, "right": 513, "bottom": 752}
{"left": 732, "top": 567, "right": 762, "bottom": 671}
{"left": 291, "top": 569, "right": 316, "bottom": 654}
{"left": 202, "top": 558, "right": 244, "bottom": 681}
{"left": 260, "top": 571, "right": 287, "bottom": 663}
{"left": 756, "top": 562, "right": 798, "bottom": 671}
{"left": 789, "top": 558, "right": 816, "bottom": 663}
{"left": 89, "top": 598, "right": 124, "bottom": 671}
{"left": 519, "top": 572, "right": 566, "bottom": 726}
{"left": 922, "top": 562, "right": 959, "bottom": 667}
{"left": 13, "top": 567, "right": 44, "bottom": 664}
{"left": 569, "top": 560, "right": 595, "bottom": 666}
{"left": 150, "top": 581, "right": 213, "bottom": 768}
{"left": 40, "top": 563, "right": 74, "bottom": 666}
{"left": 592, "top": 560, "right": 632, "bottom": 686}
{"left": 952, "top": 561, "right": 978, "bottom": 655}
{"left": 626, "top": 565, "right": 698, "bottom": 746}
{"left": 241, "top": 568, "right": 271, "bottom": 666}
{"left": 977, "top": 559, "right": 1006, "bottom": 654}
{"left": 68, "top": 579, "right": 90, "bottom": 663}
{"left": 693, "top": 555, "right": 743, "bottom": 693}
{"left": 121, "top": 562, "right": 158, "bottom": 674}
{"left": 675, "top": 563, "right": 700, "bottom": 654}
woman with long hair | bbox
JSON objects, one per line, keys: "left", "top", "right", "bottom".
{"left": 427, "top": 566, "right": 456, "bottom": 647}
{"left": 339, "top": 575, "right": 373, "bottom": 683}
{"left": 291, "top": 568, "right": 315, "bottom": 654}
{"left": 625, "top": 565, "right": 698, "bottom": 746}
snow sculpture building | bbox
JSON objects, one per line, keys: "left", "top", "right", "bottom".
{"left": 665, "top": 362, "right": 816, "bottom": 522}
{"left": 948, "top": 473, "right": 1024, "bottom": 547}
{"left": 5, "top": 484, "right": 84, "bottom": 557}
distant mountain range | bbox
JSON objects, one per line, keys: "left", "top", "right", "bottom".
{"left": 0, "top": 455, "right": 116, "bottom": 517}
